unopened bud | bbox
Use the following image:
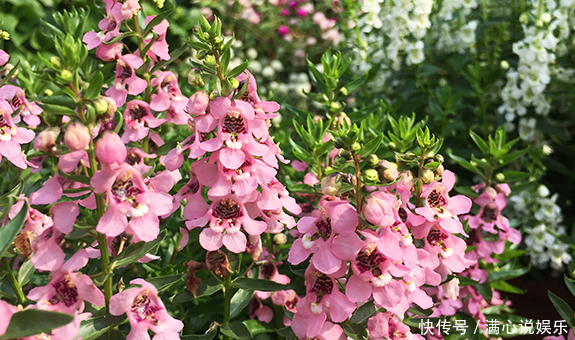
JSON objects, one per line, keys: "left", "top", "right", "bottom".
{"left": 196, "top": 50, "right": 207, "bottom": 60}
{"left": 495, "top": 173, "right": 505, "bottom": 182}
{"left": 366, "top": 154, "right": 379, "bottom": 167}
{"left": 442, "top": 278, "right": 460, "bottom": 300}
{"left": 338, "top": 149, "right": 352, "bottom": 160}
{"left": 364, "top": 169, "right": 379, "bottom": 182}
{"left": 230, "top": 77, "right": 239, "bottom": 89}
{"left": 206, "top": 250, "right": 231, "bottom": 278}
{"left": 205, "top": 55, "right": 216, "bottom": 66}
{"left": 213, "top": 36, "right": 223, "bottom": 45}
{"left": 0, "top": 31, "right": 9, "bottom": 40}
{"left": 64, "top": 121, "right": 91, "bottom": 151}
{"left": 116, "top": 278, "right": 125, "bottom": 293}
{"left": 93, "top": 98, "right": 109, "bottom": 114}
{"left": 44, "top": 89, "right": 53, "bottom": 97}
{"left": 484, "top": 187, "right": 497, "bottom": 200}
{"left": 33, "top": 127, "right": 60, "bottom": 153}
{"left": 187, "top": 91, "right": 210, "bottom": 115}
{"left": 329, "top": 101, "right": 341, "bottom": 110}
{"left": 96, "top": 131, "right": 126, "bottom": 165}
{"left": 321, "top": 173, "right": 342, "bottom": 196}
{"left": 383, "top": 166, "right": 399, "bottom": 182}
{"left": 435, "top": 164, "right": 444, "bottom": 177}
{"left": 500, "top": 60, "right": 510, "bottom": 70}
{"left": 339, "top": 87, "right": 348, "bottom": 96}
{"left": 60, "top": 69, "right": 73, "bottom": 82}
{"left": 422, "top": 169, "right": 434, "bottom": 184}
{"left": 50, "top": 56, "right": 62, "bottom": 68}
{"left": 334, "top": 138, "right": 345, "bottom": 149}
{"left": 274, "top": 233, "right": 287, "bottom": 245}
{"left": 351, "top": 142, "right": 361, "bottom": 153}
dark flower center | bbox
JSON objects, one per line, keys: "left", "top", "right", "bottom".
{"left": 356, "top": 245, "right": 386, "bottom": 277}
{"left": 129, "top": 105, "right": 147, "bottom": 121}
{"left": 118, "top": 61, "right": 132, "bottom": 80}
{"left": 131, "top": 292, "right": 161, "bottom": 324}
{"left": 223, "top": 112, "right": 246, "bottom": 134}
{"left": 398, "top": 207, "right": 408, "bottom": 222}
{"left": 0, "top": 111, "right": 8, "bottom": 129}
{"left": 311, "top": 274, "right": 333, "bottom": 302}
{"left": 213, "top": 198, "right": 242, "bottom": 220}
{"left": 112, "top": 174, "right": 141, "bottom": 203}
{"left": 11, "top": 95, "right": 22, "bottom": 108}
{"left": 427, "top": 228, "right": 449, "bottom": 250}
{"left": 427, "top": 189, "right": 447, "bottom": 212}
{"left": 49, "top": 277, "right": 79, "bottom": 307}
{"left": 481, "top": 203, "right": 498, "bottom": 223}
{"left": 311, "top": 218, "right": 332, "bottom": 241}
{"left": 260, "top": 262, "right": 275, "bottom": 279}
{"left": 126, "top": 151, "right": 142, "bottom": 165}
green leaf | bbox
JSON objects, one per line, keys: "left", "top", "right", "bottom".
{"left": 0, "top": 310, "right": 74, "bottom": 339}
{"left": 341, "top": 73, "right": 368, "bottom": 95}
{"left": 230, "top": 288, "right": 254, "bottom": 319}
{"left": 143, "top": 1, "right": 175, "bottom": 36}
{"left": 499, "top": 171, "right": 529, "bottom": 182}
{"left": 564, "top": 276, "right": 575, "bottom": 298}
{"left": 449, "top": 153, "right": 482, "bottom": 177}
{"left": 487, "top": 267, "right": 530, "bottom": 283}
{"left": 74, "top": 314, "right": 126, "bottom": 340}
{"left": 360, "top": 133, "right": 383, "bottom": 157}
{"left": 113, "top": 230, "right": 166, "bottom": 267}
{"left": 220, "top": 321, "right": 252, "bottom": 339}
{"left": 342, "top": 322, "right": 368, "bottom": 340}
{"left": 234, "top": 278, "right": 289, "bottom": 291}
{"left": 84, "top": 72, "right": 103, "bottom": 100}
{"left": 476, "top": 282, "right": 492, "bottom": 301}
{"left": 0, "top": 61, "right": 19, "bottom": 87}
{"left": 221, "top": 48, "right": 231, "bottom": 75}
{"left": 454, "top": 186, "right": 479, "bottom": 199}
{"left": 0, "top": 201, "right": 28, "bottom": 258}
{"left": 469, "top": 130, "right": 489, "bottom": 155}
{"left": 38, "top": 103, "right": 77, "bottom": 117}
{"left": 181, "top": 331, "right": 217, "bottom": 340}
{"left": 490, "top": 280, "right": 525, "bottom": 294}
{"left": 227, "top": 60, "right": 249, "bottom": 79}
{"left": 58, "top": 169, "right": 91, "bottom": 185}
{"left": 186, "top": 40, "right": 211, "bottom": 51}
{"left": 350, "top": 300, "right": 377, "bottom": 324}
{"left": 242, "top": 320, "right": 275, "bottom": 335}
{"left": 145, "top": 274, "right": 182, "bottom": 293}
{"left": 548, "top": 291, "right": 575, "bottom": 327}
{"left": 17, "top": 260, "right": 35, "bottom": 286}
{"left": 277, "top": 326, "right": 296, "bottom": 337}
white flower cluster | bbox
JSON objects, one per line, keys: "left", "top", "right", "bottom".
{"left": 510, "top": 185, "right": 571, "bottom": 271}
{"left": 354, "top": 0, "right": 433, "bottom": 70}
{"left": 498, "top": 0, "right": 575, "bottom": 136}
{"left": 431, "top": 0, "right": 479, "bottom": 54}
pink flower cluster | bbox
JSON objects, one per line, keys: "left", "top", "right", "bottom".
{"left": 166, "top": 71, "right": 301, "bottom": 254}
{"left": 288, "top": 169, "right": 476, "bottom": 339}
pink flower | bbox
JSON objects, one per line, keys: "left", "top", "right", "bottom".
{"left": 0, "top": 300, "right": 17, "bottom": 336}
{"left": 121, "top": 0, "right": 140, "bottom": 19}
{"left": 0, "top": 49, "right": 9, "bottom": 66}
{"left": 291, "top": 264, "right": 355, "bottom": 339}
{"left": 0, "top": 100, "right": 35, "bottom": 169}
{"left": 187, "top": 195, "right": 267, "bottom": 253}
{"left": 28, "top": 249, "right": 104, "bottom": 314}
{"left": 0, "top": 85, "right": 43, "bottom": 127}
{"left": 150, "top": 71, "right": 188, "bottom": 113}
{"left": 92, "top": 164, "right": 172, "bottom": 241}
{"left": 278, "top": 25, "right": 290, "bottom": 36}
{"left": 144, "top": 16, "right": 170, "bottom": 61}
{"left": 105, "top": 54, "right": 147, "bottom": 107}
{"left": 201, "top": 97, "right": 269, "bottom": 169}
{"left": 110, "top": 279, "right": 183, "bottom": 340}
{"left": 187, "top": 91, "right": 210, "bottom": 115}
{"left": 415, "top": 170, "right": 472, "bottom": 235}
{"left": 121, "top": 100, "right": 165, "bottom": 142}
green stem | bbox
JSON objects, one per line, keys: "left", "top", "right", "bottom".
{"left": 415, "top": 148, "right": 427, "bottom": 208}
{"left": 1, "top": 257, "right": 25, "bottom": 304}
{"left": 88, "top": 141, "right": 113, "bottom": 307}
{"left": 352, "top": 154, "right": 363, "bottom": 217}
{"left": 273, "top": 304, "right": 285, "bottom": 340}
{"left": 222, "top": 273, "right": 233, "bottom": 340}
{"left": 169, "top": 231, "right": 183, "bottom": 265}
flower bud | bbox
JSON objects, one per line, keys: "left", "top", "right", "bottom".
{"left": 64, "top": 121, "right": 91, "bottom": 151}
{"left": 435, "top": 164, "right": 444, "bottom": 177}
{"left": 230, "top": 77, "right": 239, "bottom": 89}
{"left": 204, "top": 55, "right": 216, "bottom": 66}
{"left": 442, "top": 278, "right": 460, "bottom": 300}
{"left": 321, "top": 173, "right": 342, "bottom": 196}
{"left": 206, "top": 250, "right": 231, "bottom": 278}
{"left": 274, "top": 233, "right": 287, "bottom": 245}
{"left": 364, "top": 169, "right": 379, "bottom": 182}
{"left": 338, "top": 149, "right": 352, "bottom": 160}
{"left": 351, "top": 142, "right": 361, "bottom": 153}
{"left": 333, "top": 138, "right": 345, "bottom": 149}
{"left": 187, "top": 91, "right": 210, "bottom": 115}
{"left": 422, "top": 169, "right": 434, "bottom": 184}
{"left": 96, "top": 131, "right": 126, "bottom": 166}
{"left": 116, "top": 278, "right": 125, "bottom": 293}
{"left": 60, "top": 69, "right": 73, "bottom": 82}
{"left": 500, "top": 60, "right": 510, "bottom": 70}
{"left": 94, "top": 98, "right": 109, "bottom": 115}
{"left": 383, "top": 166, "right": 399, "bottom": 182}
{"left": 366, "top": 154, "right": 379, "bottom": 167}
{"left": 495, "top": 173, "right": 505, "bottom": 182}
{"left": 50, "top": 56, "right": 61, "bottom": 69}
{"left": 33, "top": 127, "right": 60, "bottom": 153}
